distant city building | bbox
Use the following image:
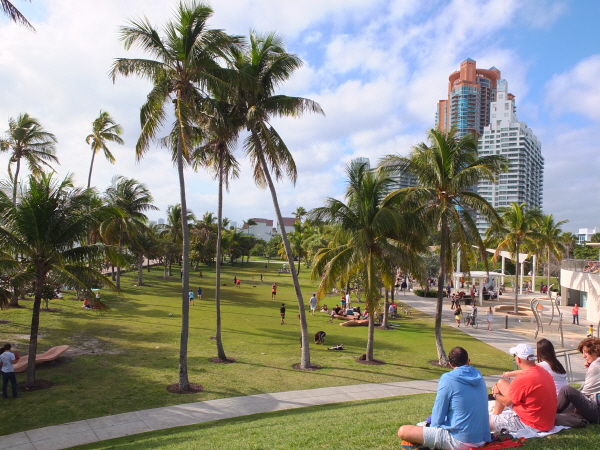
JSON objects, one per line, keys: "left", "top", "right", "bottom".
{"left": 241, "top": 218, "right": 273, "bottom": 239}
{"left": 475, "top": 79, "right": 544, "bottom": 234}
{"left": 157, "top": 218, "right": 165, "bottom": 225}
{"left": 352, "top": 157, "right": 370, "bottom": 170}
{"left": 436, "top": 58, "right": 502, "bottom": 138}
{"left": 276, "top": 217, "right": 296, "bottom": 235}
{"left": 578, "top": 228, "right": 599, "bottom": 244}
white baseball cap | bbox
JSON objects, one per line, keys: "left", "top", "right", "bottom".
{"left": 509, "top": 344, "right": 536, "bottom": 361}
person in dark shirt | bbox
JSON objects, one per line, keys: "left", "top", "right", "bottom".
{"left": 280, "top": 303, "right": 285, "bottom": 324}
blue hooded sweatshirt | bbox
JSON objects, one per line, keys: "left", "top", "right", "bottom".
{"left": 430, "top": 364, "right": 490, "bottom": 444}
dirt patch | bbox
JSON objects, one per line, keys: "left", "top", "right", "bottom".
{"left": 18, "top": 379, "right": 56, "bottom": 392}
{"left": 356, "top": 356, "right": 385, "bottom": 366}
{"left": 0, "top": 320, "right": 10, "bottom": 325}
{"left": 428, "top": 359, "right": 450, "bottom": 368}
{"left": 209, "top": 357, "right": 236, "bottom": 364}
{"left": 167, "top": 383, "right": 204, "bottom": 394}
{"left": 67, "top": 336, "right": 126, "bottom": 356}
{"left": 292, "top": 363, "right": 322, "bottom": 371}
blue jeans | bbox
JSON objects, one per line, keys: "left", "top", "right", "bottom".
{"left": 2, "top": 371, "right": 18, "bottom": 398}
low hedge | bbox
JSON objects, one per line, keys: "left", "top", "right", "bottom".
{"left": 414, "top": 289, "right": 439, "bottom": 298}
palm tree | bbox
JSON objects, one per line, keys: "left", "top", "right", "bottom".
{"left": 235, "top": 31, "right": 324, "bottom": 368}
{"left": 0, "top": 173, "right": 117, "bottom": 386}
{"left": 381, "top": 128, "right": 507, "bottom": 366}
{"left": 1, "top": 113, "right": 58, "bottom": 205}
{"left": 536, "top": 214, "right": 568, "bottom": 290}
{"left": 110, "top": 1, "right": 236, "bottom": 390}
{"left": 86, "top": 111, "right": 124, "bottom": 189}
{"left": 292, "top": 206, "right": 307, "bottom": 222}
{"left": 102, "top": 176, "right": 157, "bottom": 290}
{"left": 1, "top": 0, "right": 34, "bottom": 30}
{"left": 243, "top": 218, "right": 257, "bottom": 234}
{"left": 310, "top": 161, "right": 424, "bottom": 361}
{"left": 486, "top": 202, "right": 542, "bottom": 313}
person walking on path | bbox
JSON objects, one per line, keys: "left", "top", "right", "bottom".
{"left": 454, "top": 305, "right": 462, "bottom": 327}
{"left": 271, "top": 283, "right": 277, "bottom": 300}
{"left": 486, "top": 307, "right": 493, "bottom": 331}
{"left": 398, "top": 347, "right": 489, "bottom": 450}
{"left": 0, "top": 343, "right": 20, "bottom": 399}
{"left": 188, "top": 290, "right": 194, "bottom": 305}
{"left": 197, "top": 286, "right": 202, "bottom": 300}
{"left": 280, "top": 303, "right": 286, "bottom": 324}
{"left": 573, "top": 303, "right": 580, "bottom": 325}
{"left": 309, "top": 293, "right": 317, "bottom": 315}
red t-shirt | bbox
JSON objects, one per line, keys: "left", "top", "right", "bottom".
{"left": 573, "top": 305, "right": 579, "bottom": 315}
{"left": 509, "top": 365, "right": 557, "bottom": 431}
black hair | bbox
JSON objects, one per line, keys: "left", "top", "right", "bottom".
{"left": 537, "top": 338, "right": 566, "bottom": 374}
{"left": 448, "top": 347, "right": 468, "bottom": 367}
{"left": 1, "top": 343, "right": 11, "bottom": 354}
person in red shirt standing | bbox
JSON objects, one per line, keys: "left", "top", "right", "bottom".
{"left": 490, "top": 344, "right": 557, "bottom": 434}
{"left": 572, "top": 303, "right": 580, "bottom": 325}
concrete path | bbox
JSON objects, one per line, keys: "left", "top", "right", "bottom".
{"left": 2, "top": 289, "right": 590, "bottom": 450}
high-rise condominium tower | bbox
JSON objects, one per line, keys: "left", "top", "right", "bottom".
{"left": 476, "top": 79, "right": 544, "bottom": 233}
{"left": 435, "top": 59, "right": 544, "bottom": 234}
{"left": 436, "top": 58, "right": 501, "bottom": 137}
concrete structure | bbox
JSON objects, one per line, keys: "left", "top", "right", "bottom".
{"left": 577, "top": 227, "right": 598, "bottom": 244}
{"left": 475, "top": 79, "right": 544, "bottom": 234}
{"left": 276, "top": 217, "right": 296, "bottom": 235}
{"left": 240, "top": 218, "right": 273, "bottom": 239}
{"left": 436, "top": 58, "right": 501, "bottom": 138}
{"left": 560, "top": 259, "right": 600, "bottom": 324}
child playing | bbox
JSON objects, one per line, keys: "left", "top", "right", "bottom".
{"left": 587, "top": 325, "right": 594, "bottom": 338}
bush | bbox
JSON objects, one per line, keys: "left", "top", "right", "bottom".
{"left": 414, "top": 289, "right": 438, "bottom": 298}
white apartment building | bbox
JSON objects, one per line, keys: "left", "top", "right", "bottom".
{"left": 577, "top": 228, "right": 598, "bottom": 244}
{"left": 476, "top": 79, "right": 544, "bottom": 234}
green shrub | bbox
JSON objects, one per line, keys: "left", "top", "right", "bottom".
{"left": 414, "top": 289, "right": 438, "bottom": 297}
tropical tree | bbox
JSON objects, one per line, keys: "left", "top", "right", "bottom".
{"left": 85, "top": 110, "right": 124, "bottom": 189}
{"left": 486, "top": 202, "right": 542, "bottom": 313}
{"left": 381, "top": 128, "right": 507, "bottom": 366}
{"left": 1, "top": 0, "right": 34, "bottom": 30}
{"left": 234, "top": 31, "right": 324, "bottom": 368}
{"left": 110, "top": 1, "right": 235, "bottom": 390}
{"left": 0, "top": 173, "right": 117, "bottom": 386}
{"left": 1, "top": 113, "right": 58, "bottom": 205}
{"left": 311, "top": 161, "right": 425, "bottom": 361}
{"left": 242, "top": 218, "right": 257, "bottom": 234}
{"left": 292, "top": 206, "right": 307, "bottom": 222}
{"left": 102, "top": 176, "right": 157, "bottom": 290}
{"left": 536, "top": 214, "right": 568, "bottom": 289}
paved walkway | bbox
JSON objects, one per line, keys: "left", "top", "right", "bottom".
{"left": 2, "top": 289, "right": 591, "bottom": 450}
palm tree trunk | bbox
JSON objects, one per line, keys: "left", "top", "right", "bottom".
{"left": 26, "top": 276, "right": 45, "bottom": 387}
{"left": 87, "top": 150, "right": 96, "bottom": 189}
{"left": 137, "top": 253, "right": 144, "bottom": 286}
{"left": 381, "top": 289, "right": 389, "bottom": 328}
{"left": 12, "top": 157, "right": 21, "bottom": 206}
{"left": 547, "top": 246, "right": 551, "bottom": 294}
{"left": 116, "top": 226, "right": 122, "bottom": 290}
{"left": 436, "top": 218, "right": 450, "bottom": 367}
{"left": 175, "top": 102, "right": 191, "bottom": 390}
{"left": 215, "top": 150, "right": 226, "bottom": 360}
{"left": 252, "top": 131, "right": 310, "bottom": 368}
{"left": 514, "top": 241, "right": 520, "bottom": 314}
{"left": 366, "top": 314, "right": 375, "bottom": 361}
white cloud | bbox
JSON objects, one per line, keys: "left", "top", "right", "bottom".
{"left": 545, "top": 54, "right": 600, "bottom": 121}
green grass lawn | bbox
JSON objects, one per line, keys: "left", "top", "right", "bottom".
{"left": 73, "top": 394, "right": 600, "bottom": 450}
{"left": 1, "top": 261, "right": 512, "bottom": 436}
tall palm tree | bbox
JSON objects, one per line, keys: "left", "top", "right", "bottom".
{"left": 310, "top": 161, "right": 424, "bottom": 361}
{"left": 102, "top": 176, "right": 157, "bottom": 290}
{"left": 381, "top": 128, "right": 507, "bottom": 365}
{"left": 86, "top": 111, "right": 124, "bottom": 189}
{"left": 0, "top": 173, "right": 117, "bottom": 386}
{"left": 486, "top": 202, "right": 542, "bottom": 313}
{"left": 110, "top": 1, "right": 236, "bottom": 390}
{"left": 292, "top": 206, "right": 307, "bottom": 222}
{"left": 1, "top": 0, "right": 34, "bottom": 30}
{"left": 536, "top": 214, "right": 568, "bottom": 290}
{"left": 1, "top": 113, "right": 58, "bottom": 205}
{"left": 235, "top": 32, "right": 324, "bottom": 368}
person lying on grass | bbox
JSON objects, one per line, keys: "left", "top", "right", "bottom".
{"left": 398, "top": 347, "right": 489, "bottom": 450}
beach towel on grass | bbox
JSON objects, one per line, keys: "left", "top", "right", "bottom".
{"left": 469, "top": 436, "right": 525, "bottom": 450}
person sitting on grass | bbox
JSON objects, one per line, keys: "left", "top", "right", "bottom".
{"left": 314, "top": 331, "right": 326, "bottom": 345}
{"left": 398, "top": 347, "right": 489, "bottom": 450}
{"left": 490, "top": 344, "right": 557, "bottom": 434}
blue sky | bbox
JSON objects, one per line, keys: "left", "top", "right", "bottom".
{"left": 1, "top": 0, "right": 598, "bottom": 233}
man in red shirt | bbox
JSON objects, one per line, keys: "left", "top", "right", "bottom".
{"left": 490, "top": 344, "right": 556, "bottom": 434}
{"left": 572, "top": 303, "right": 579, "bottom": 325}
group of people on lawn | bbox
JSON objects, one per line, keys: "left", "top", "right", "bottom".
{"left": 399, "top": 337, "right": 600, "bottom": 450}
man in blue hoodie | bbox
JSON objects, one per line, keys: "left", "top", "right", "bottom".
{"left": 398, "top": 347, "right": 490, "bottom": 449}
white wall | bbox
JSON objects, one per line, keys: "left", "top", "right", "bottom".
{"left": 560, "top": 269, "right": 600, "bottom": 323}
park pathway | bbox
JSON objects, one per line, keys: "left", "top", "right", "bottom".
{"left": 2, "top": 289, "right": 591, "bottom": 450}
